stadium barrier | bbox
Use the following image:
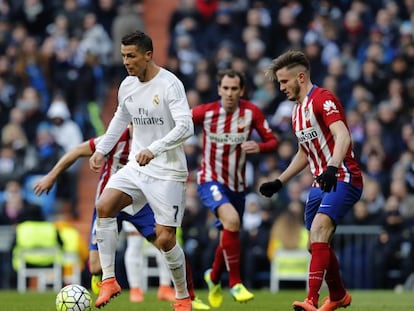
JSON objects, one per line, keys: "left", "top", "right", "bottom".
{"left": 333, "top": 225, "right": 382, "bottom": 289}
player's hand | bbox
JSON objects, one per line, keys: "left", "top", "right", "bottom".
{"left": 135, "top": 149, "right": 154, "bottom": 166}
{"left": 259, "top": 179, "right": 283, "bottom": 198}
{"left": 316, "top": 166, "right": 338, "bottom": 192}
{"left": 241, "top": 141, "right": 260, "bottom": 154}
{"left": 89, "top": 152, "right": 105, "bottom": 172}
{"left": 33, "top": 175, "right": 54, "bottom": 196}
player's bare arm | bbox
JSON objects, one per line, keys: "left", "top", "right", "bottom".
{"left": 278, "top": 146, "right": 308, "bottom": 184}
{"left": 33, "top": 141, "right": 93, "bottom": 195}
{"left": 328, "top": 120, "right": 351, "bottom": 167}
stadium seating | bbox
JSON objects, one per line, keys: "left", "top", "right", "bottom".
{"left": 16, "top": 247, "right": 62, "bottom": 292}
{"left": 270, "top": 248, "right": 310, "bottom": 293}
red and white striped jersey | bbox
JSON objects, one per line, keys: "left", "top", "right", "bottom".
{"left": 292, "top": 86, "right": 363, "bottom": 187}
{"left": 193, "top": 99, "right": 278, "bottom": 192}
{"left": 89, "top": 128, "right": 130, "bottom": 198}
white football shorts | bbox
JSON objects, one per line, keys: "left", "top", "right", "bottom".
{"left": 105, "top": 164, "right": 186, "bottom": 227}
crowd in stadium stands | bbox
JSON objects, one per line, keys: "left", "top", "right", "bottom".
{"left": 0, "top": 0, "right": 414, "bottom": 291}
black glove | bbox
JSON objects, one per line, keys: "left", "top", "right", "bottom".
{"left": 259, "top": 179, "right": 283, "bottom": 198}
{"left": 316, "top": 166, "right": 338, "bottom": 192}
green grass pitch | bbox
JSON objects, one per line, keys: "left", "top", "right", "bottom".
{"left": 0, "top": 289, "right": 412, "bottom": 311}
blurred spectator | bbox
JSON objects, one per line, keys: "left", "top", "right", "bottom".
{"left": 1, "top": 121, "right": 28, "bottom": 163}
{"left": 371, "top": 195, "right": 414, "bottom": 289}
{"left": 195, "top": 0, "right": 218, "bottom": 25}
{"left": 90, "top": 0, "right": 117, "bottom": 38}
{"left": 357, "top": 57, "right": 389, "bottom": 102}
{"left": 341, "top": 199, "right": 383, "bottom": 225}
{"left": 360, "top": 117, "right": 386, "bottom": 171}
{"left": 0, "top": 76, "right": 17, "bottom": 127}
{"left": 303, "top": 39, "right": 326, "bottom": 86}
{"left": 110, "top": 0, "right": 145, "bottom": 84}
{"left": 364, "top": 152, "right": 390, "bottom": 197}
{"left": 199, "top": 6, "right": 243, "bottom": 59}
{"left": 325, "top": 57, "right": 354, "bottom": 107}
{"left": 268, "top": 2, "right": 307, "bottom": 56}
{"left": 15, "top": 86, "right": 46, "bottom": 142}
{"left": 389, "top": 177, "right": 414, "bottom": 221}
{"left": 339, "top": 8, "right": 366, "bottom": 56}
{"left": 77, "top": 12, "right": 112, "bottom": 67}
{"left": 47, "top": 97, "right": 83, "bottom": 152}
{"left": 24, "top": 122, "right": 65, "bottom": 176}
{"left": 13, "top": 35, "right": 50, "bottom": 112}
{"left": 10, "top": 0, "right": 54, "bottom": 41}
{"left": 275, "top": 139, "right": 296, "bottom": 172}
{"left": 168, "top": 0, "right": 203, "bottom": 54}
{"left": 346, "top": 109, "right": 364, "bottom": 159}
{"left": 0, "top": 179, "right": 27, "bottom": 225}
{"left": 0, "top": 144, "right": 26, "bottom": 190}
{"left": 242, "top": 193, "right": 263, "bottom": 232}
{"left": 69, "top": 49, "right": 105, "bottom": 138}
{"left": 46, "top": 98, "right": 82, "bottom": 218}
{"left": 361, "top": 176, "right": 386, "bottom": 216}
{"left": 376, "top": 100, "right": 405, "bottom": 166}
{"left": 270, "top": 100, "right": 294, "bottom": 135}
{"left": 56, "top": 0, "right": 87, "bottom": 37}
{"left": 173, "top": 33, "right": 201, "bottom": 88}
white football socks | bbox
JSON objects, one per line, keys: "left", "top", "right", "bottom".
{"left": 161, "top": 243, "right": 188, "bottom": 299}
{"left": 96, "top": 217, "right": 118, "bottom": 280}
{"left": 155, "top": 249, "right": 172, "bottom": 286}
{"left": 124, "top": 234, "right": 144, "bottom": 289}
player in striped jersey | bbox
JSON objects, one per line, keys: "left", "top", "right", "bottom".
{"left": 193, "top": 69, "right": 278, "bottom": 307}
{"left": 259, "top": 50, "right": 363, "bottom": 311}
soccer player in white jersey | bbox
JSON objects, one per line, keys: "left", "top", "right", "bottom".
{"left": 33, "top": 126, "right": 210, "bottom": 310}
{"left": 88, "top": 30, "right": 193, "bottom": 311}
{"left": 193, "top": 69, "right": 278, "bottom": 307}
{"left": 259, "top": 50, "right": 363, "bottom": 311}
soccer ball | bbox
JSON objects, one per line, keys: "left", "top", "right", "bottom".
{"left": 56, "top": 284, "right": 92, "bottom": 311}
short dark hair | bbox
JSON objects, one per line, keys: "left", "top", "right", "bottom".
{"left": 121, "top": 30, "right": 153, "bottom": 53}
{"left": 266, "top": 50, "right": 310, "bottom": 80}
{"left": 216, "top": 69, "right": 246, "bottom": 89}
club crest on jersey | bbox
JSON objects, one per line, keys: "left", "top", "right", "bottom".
{"left": 304, "top": 108, "right": 310, "bottom": 121}
{"left": 237, "top": 116, "right": 246, "bottom": 129}
{"left": 153, "top": 94, "right": 160, "bottom": 106}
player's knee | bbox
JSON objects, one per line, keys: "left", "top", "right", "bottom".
{"left": 95, "top": 200, "right": 115, "bottom": 217}
{"left": 154, "top": 229, "right": 176, "bottom": 251}
{"left": 221, "top": 216, "right": 240, "bottom": 231}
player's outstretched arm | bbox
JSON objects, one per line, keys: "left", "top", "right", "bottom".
{"left": 33, "top": 141, "right": 93, "bottom": 195}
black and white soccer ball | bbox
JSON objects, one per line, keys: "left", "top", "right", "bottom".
{"left": 56, "top": 284, "right": 92, "bottom": 311}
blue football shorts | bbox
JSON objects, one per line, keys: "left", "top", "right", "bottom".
{"left": 89, "top": 203, "right": 155, "bottom": 250}
{"left": 305, "top": 181, "right": 363, "bottom": 230}
{"left": 197, "top": 181, "right": 246, "bottom": 229}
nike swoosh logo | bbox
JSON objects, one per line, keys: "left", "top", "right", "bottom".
{"left": 320, "top": 204, "right": 332, "bottom": 208}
